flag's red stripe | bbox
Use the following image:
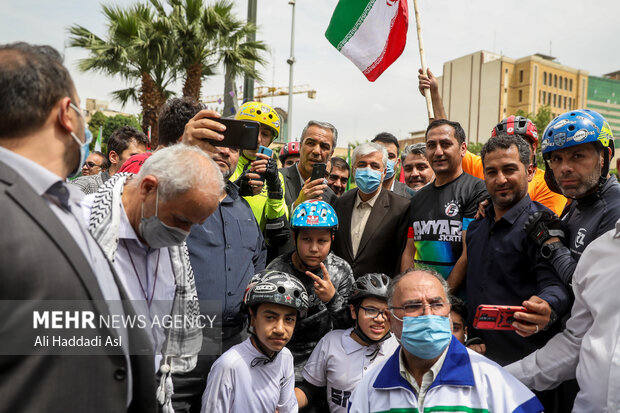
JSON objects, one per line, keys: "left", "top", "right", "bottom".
{"left": 364, "top": 0, "right": 409, "bottom": 82}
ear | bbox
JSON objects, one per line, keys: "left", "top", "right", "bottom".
{"left": 527, "top": 163, "right": 536, "bottom": 182}
{"left": 349, "top": 304, "right": 357, "bottom": 320}
{"left": 460, "top": 141, "right": 467, "bottom": 158}
{"left": 108, "top": 150, "right": 120, "bottom": 166}
{"left": 138, "top": 175, "right": 159, "bottom": 201}
{"left": 56, "top": 97, "right": 75, "bottom": 134}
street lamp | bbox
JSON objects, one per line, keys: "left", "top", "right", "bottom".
{"left": 287, "top": 0, "right": 296, "bottom": 143}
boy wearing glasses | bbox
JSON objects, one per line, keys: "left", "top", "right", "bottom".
{"left": 295, "top": 273, "right": 398, "bottom": 412}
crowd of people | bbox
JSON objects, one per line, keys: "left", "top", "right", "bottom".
{"left": 2, "top": 41, "right": 620, "bottom": 413}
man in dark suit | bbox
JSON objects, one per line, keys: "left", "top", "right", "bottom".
{"left": 280, "top": 120, "right": 338, "bottom": 212}
{"left": 0, "top": 42, "right": 154, "bottom": 412}
{"left": 333, "top": 142, "right": 410, "bottom": 278}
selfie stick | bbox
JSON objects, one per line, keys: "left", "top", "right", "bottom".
{"left": 413, "top": 0, "right": 434, "bottom": 120}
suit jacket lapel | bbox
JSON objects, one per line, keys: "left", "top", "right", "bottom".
{"left": 1, "top": 162, "right": 107, "bottom": 305}
{"left": 356, "top": 189, "right": 390, "bottom": 258}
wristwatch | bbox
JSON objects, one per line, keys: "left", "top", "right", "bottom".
{"left": 542, "top": 309, "right": 558, "bottom": 331}
{"left": 541, "top": 241, "right": 564, "bottom": 259}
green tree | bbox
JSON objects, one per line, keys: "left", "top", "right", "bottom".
{"left": 68, "top": 3, "right": 176, "bottom": 146}
{"left": 87, "top": 111, "right": 108, "bottom": 148}
{"left": 103, "top": 114, "right": 142, "bottom": 143}
{"left": 150, "top": 0, "right": 221, "bottom": 101}
{"left": 467, "top": 142, "right": 483, "bottom": 155}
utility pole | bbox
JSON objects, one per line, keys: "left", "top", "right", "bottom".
{"left": 287, "top": 0, "right": 296, "bottom": 142}
{"left": 243, "top": 0, "right": 257, "bottom": 102}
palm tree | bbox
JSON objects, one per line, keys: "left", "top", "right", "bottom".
{"left": 149, "top": 0, "right": 219, "bottom": 101}
{"left": 68, "top": 3, "right": 176, "bottom": 146}
{"left": 215, "top": 8, "right": 268, "bottom": 116}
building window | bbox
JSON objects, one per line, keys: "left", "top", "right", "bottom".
{"left": 505, "top": 68, "right": 508, "bottom": 74}
{"left": 543, "top": 72, "right": 547, "bottom": 85}
{"left": 554, "top": 74, "right": 558, "bottom": 88}
{"left": 559, "top": 77, "right": 563, "bottom": 89}
{"left": 569, "top": 97, "right": 572, "bottom": 109}
{"left": 570, "top": 79, "right": 573, "bottom": 91}
{"left": 519, "top": 70, "right": 524, "bottom": 83}
{"left": 548, "top": 93, "right": 551, "bottom": 105}
{"left": 564, "top": 96, "right": 567, "bottom": 109}
{"left": 542, "top": 91, "right": 547, "bottom": 103}
{"left": 519, "top": 90, "right": 523, "bottom": 102}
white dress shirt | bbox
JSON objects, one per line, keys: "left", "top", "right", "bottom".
{"left": 82, "top": 193, "right": 175, "bottom": 369}
{"left": 350, "top": 189, "right": 381, "bottom": 257}
{"left": 506, "top": 218, "right": 620, "bottom": 412}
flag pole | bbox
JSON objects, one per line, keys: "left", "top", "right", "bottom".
{"left": 412, "top": 0, "right": 434, "bottom": 120}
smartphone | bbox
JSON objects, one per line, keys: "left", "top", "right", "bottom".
{"left": 255, "top": 146, "right": 273, "bottom": 182}
{"left": 258, "top": 146, "right": 273, "bottom": 157}
{"left": 473, "top": 305, "right": 533, "bottom": 330}
{"left": 205, "top": 118, "right": 259, "bottom": 150}
{"left": 310, "top": 162, "right": 327, "bottom": 182}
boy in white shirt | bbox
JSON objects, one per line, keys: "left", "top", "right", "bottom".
{"left": 201, "top": 270, "right": 309, "bottom": 413}
{"left": 295, "top": 273, "right": 398, "bottom": 412}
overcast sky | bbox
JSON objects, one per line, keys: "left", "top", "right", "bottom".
{"left": 2, "top": 0, "right": 620, "bottom": 147}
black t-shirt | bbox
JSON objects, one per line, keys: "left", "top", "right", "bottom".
{"left": 407, "top": 173, "right": 487, "bottom": 279}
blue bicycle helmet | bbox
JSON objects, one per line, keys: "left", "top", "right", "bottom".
{"left": 291, "top": 200, "right": 338, "bottom": 231}
{"left": 541, "top": 109, "right": 614, "bottom": 195}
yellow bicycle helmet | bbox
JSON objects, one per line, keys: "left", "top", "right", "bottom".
{"left": 235, "top": 101, "right": 281, "bottom": 141}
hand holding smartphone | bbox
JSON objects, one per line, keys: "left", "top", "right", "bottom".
{"left": 310, "top": 163, "right": 327, "bottom": 182}
{"left": 205, "top": 117, "right": 260, "bottom": 150}
{"left": 473, "top": 305, "right": 533, "bottom": 330}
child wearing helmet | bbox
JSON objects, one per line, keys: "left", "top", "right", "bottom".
{"left": 295, "top": 273, "right": 398, "bottom": 412}
{"left": 230, "top": 102, "right": 290, "bottom": 262}
{"left": 201, "top": 270, "right": 308, "bottom": 413}
{"left": 267, "top": 200, "right": 355, "bottom": 382}
{"left": 280, "top": 141, "right": 301, "bottom": 168}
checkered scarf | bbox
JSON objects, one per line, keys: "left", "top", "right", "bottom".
{"left": 89, "top": 173, "right": 202, "bottom": 412}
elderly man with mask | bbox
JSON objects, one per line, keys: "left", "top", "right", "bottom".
{"left": 81, "top": 144, "right": 224, "bottom": 411}
{"left": 348, "top": 269, "right": 543, "bottom": 413}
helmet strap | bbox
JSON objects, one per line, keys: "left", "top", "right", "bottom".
{"left": 598, "top": 145, "right": 611, "bottom": 192}
{"left": 249, "top": 332, "right": 278, "bottom": 364}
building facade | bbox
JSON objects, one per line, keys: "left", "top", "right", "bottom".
{"left": 437, "top": 51, "right": 588, "bottom": 144}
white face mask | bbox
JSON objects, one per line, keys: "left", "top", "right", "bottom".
{"left": 138, "top": 190, "right": 190, "bottom": 248}
{"left": 66, "top": 103, "right": 92, "bottom": 178}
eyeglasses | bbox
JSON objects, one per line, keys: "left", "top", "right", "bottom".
{"left": 359, "top": 305, "right": 387, "bottom": 320}
{"left": 84, "top": 161, "right": 102, "bottom": 169}
{"left": 389, "top": 302, "right": 448, "bottom": 320}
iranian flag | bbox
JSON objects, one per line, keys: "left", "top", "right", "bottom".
{"left": 325, "top": 0, "right": 409, "bottom": 82}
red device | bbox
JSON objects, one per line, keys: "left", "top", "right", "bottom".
{"left": 473, "top": 305, "right": 533, "bottom": 330}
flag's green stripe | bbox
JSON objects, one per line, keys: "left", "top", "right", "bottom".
{"left": 424, "top": 407, "right": 489, "bottom": 413}
{"left": 373, "top": 407, "right": 488, "bottom": 413}
{"left": 374, "top": 409, "right": 419, "bottom": 413}
{"left": 325, "top": 0, "right": 377, "bottom": 50}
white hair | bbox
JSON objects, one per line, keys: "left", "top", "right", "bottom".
{"left": 351, "top": 142, "right": 388, "bottom": 169}
{"left": 134, "top": 143, "right": 224, "bottom": 201}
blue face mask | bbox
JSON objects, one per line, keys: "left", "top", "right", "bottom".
{"left": 384, "top": 160, "right": 396, "bottom": 180}
{"left": 401, "top": 315, "right": 452, "bottom": 359}
{"left": 355, "top": 168, "right": 382, "bottom": 194}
